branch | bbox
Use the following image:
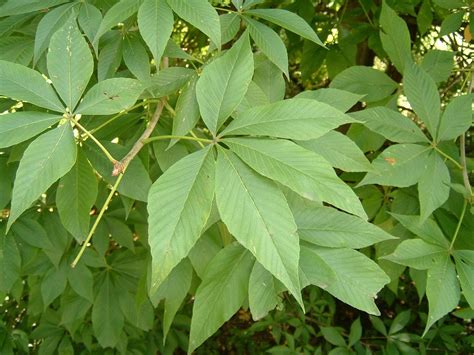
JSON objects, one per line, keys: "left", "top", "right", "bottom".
{"left": 112, "top": 98, "right": 166, "bottom": 176}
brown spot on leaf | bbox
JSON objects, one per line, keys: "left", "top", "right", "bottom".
{"left": 384, "top": 157, "right": 397, "bottom": 166}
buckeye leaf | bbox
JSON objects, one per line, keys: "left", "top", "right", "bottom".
{"left": 309, "top": 246, "right": 390, "bottom": 315}
{"left": 166, "top": 0, "right": 221, "bottom": 49}
{"left": 299, "top": 245, "right": 336, "bottom": 289}
{"left": 379, "top": 1, "right": 413, "bottom": 73}
{"left": 0, "top": 234, "right": 21, "bottom": 293}
{"left": 295, "top": 88, "right": 363, "bottom": 112}
{"left": 56, "top": 150, "right": 98, "bottom": 241}
{"left": 437, "top": 94, "right": 474, "bottom": 142}
{"left": 225, "top": 137, "right": 367, "bottom": 218}
{"left": 138, "top": 0, "right": 173, "bottom": 65}
{"left": 297, "top": 131, "right": 373, "bottom": 172}
{"left": 454, "top": 250, "right": 474, "bottom": 309}
{"left": 246, "top": 8, "right": 324, "bottom": 46}
{"left": 196, "top": 32, "right": 254, "bottom": 134}
{"left": 47, "top": 17, "right": 93, "bottom": 112}
{"left": 248, "top": 262, "right": 282, "bottom": 321}
{"left": 424, "top": 256, "right": 460, "bottom": 335}
{"left": 359, "top": 144, "right": 431, "bottom": 187}
{"left": 390, "top": 213, "right": 449, "bottom": 248}
{"left": 418, "top": 151, "right": 450, "bottom": 222}
{"left": 383, "top": 239, "right": 447, "bottom": 270}
{"left": 215, "top": 148, "right": 303, "bottom": 307}
{"left": 75, "top": 78, "right": 143, "bottom": 115}
{"left": 8, "top": 124, "right": 77, "bottom": 230}
{"left": 221, "top": 98, "right": 355, "bottom": 140}
{"left": 351, "top": 107, "right": 428, "bottom": 144}
{"left": 189, "top": 244, "right": 254, "bottom": 354}
{"left": 295, "top": 206, "right": 395, "bottom": 249}
{"left": 147, "top": 146, "right": 215, "bottom": 293}
{"left": 0, "top": 112, "right": 61, "bottom": 148}
{"left": 243, "top": 16, "right": 288, "bottom": 77}
{"left": 92, "top": 272, "right": 125, "bottom": 348}
{"left": 0, "top": 60, "right": 64, "bottom": 112}
{"left": 403, "top": 64, "right": 440, "bottom": 137}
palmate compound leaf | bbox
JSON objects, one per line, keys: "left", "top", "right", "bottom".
{"left": 215, "top": 147, "right": 303, "bottom": 308}
{"left": 189, "top": 243, "right": 254, "bottom": 354}
{"left": 300, "top": 244, "right": 390, "bottom": 315}
{"left": 196, "top": 32, "right": 254, "bottom": 135}
{"left": 0, "top": 59, "right": 64, "bottom": 112}
{"left": 0, "top": 112, "right": 62, "bottom": 148}
{"left": 147, "top": 146, "right": 215, "bottom": 293}
{"left": 47, "top": 16, "right": 93, "bottom": 112}
{"left": 220, "top": 98, "right": 356, "bottom": 140}
{"left": 225, "top": 137, "right": 367, "bottom": 219}
{"left": 8, "top": 124, "right": 77, "bottom": 231}
{"left": 294, "top": 205, "right": 395, "bottom": 249}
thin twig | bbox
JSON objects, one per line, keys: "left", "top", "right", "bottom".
{"left": 460, "top": 71, "right": 473, "bottom": 202}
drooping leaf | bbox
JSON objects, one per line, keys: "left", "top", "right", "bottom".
{"left": 47, "top": 17, "right": 94, "bottom": 111}
{"left": 330, "top": 66, "right": 398, "bottom": 103}
{"left": 122, "top": 35, "right": 151, "bottom": 81}
{"left": 418, "top": 151, "right": 450, "bottom": 222}
{"left": 359, "top": 144, "right": 431, "bottom": 188}
{"left": 92, "top": 272, "right": 125, "bottom": 348}
{"left": 246, "top": 8, "right": 324, "bottom": 46}
{"left": 454, "top": 250, "right": 474, "bottom": 309}
{"left": 41, "top": 264, "right": 68, "bottom": 308}
{"left": 8, "top": 124, "right": 77, "bottom": 230}
{"left": 166, "top": 0, "right": 221, "bottom": 49}
{"left": 0, "top": 112, "right": 61, "bottom": 148}
{"left": 379, "top": 1, "right": 413, "bottom": 73}
{"left": 138, "top": 0, "right": 173, "bottom": 65}
{"left": 248, "top": 262, "right": 282, "bottom": 320}
{"left": 403, "top": 64, "right": 440, "bottom": 137}
{"left": 56, "top": 150, "right": 98, "bottom": 241}
{"left": 243, "top": 16, "right": 289, "bottom": 77}
{"left": 0, "top": 60, "right": 64, "bottom": 112}
{"left": 67, "top": 263, "right": 94, "bottom": 302}
{"left": 296, "top": 88, "right": 363, "bottom": 112}
{"left": 297, "top": 131, "right": 373, "bottom": 172}
{"left": 215, "top": 148, "right": 303, "bottom": 307}
{"left": 351, "top": 107, "right": 428, "bottom": 144}
{"left": 196, "top": 32, "right": 254, "bottom": 134}
{"left": 93, "top": 0, "right": 142, "bottom": 49}
{"left": 147, "top": 147, "right": 215, "bottom": 292}
{"left": 424, "top": 256, "right": 460, "bottom": 335}
{"left": 295, "top": 205, "right": 395, "bottom": 249}
{"left": 189, "top": 243, "right": 254, "bottom": 353}
{"left": 221, "top": 98, "right": 355, "bottom": 140}
{"left": 77, "top": 2, "right": 102, "bottom": 42}
{"left": 0, "top": 234, "right": 21, "bottom": 293}
{"left": 437, "top": 94, "right": 474, "bottom": 142}
{"left": 225, "top": 137, "right": 367, "bottom": 218}
{"left": 75, "top": 78, "right": 143, "bottom": 115}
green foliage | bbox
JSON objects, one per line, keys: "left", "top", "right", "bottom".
{"left": 0, "top": 0, "right": 472, "bottom": 353}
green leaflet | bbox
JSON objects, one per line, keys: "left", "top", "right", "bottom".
{"left": 8, "top": 124, "right": 77, "bottom": 230}
{"left": 418, "top": 151, "right": 450, "bottom": 222}
{"left": 122, "top": 35, "right": 151, "bottom": 81}
{"left": 0, "top": 112, "right": 61, "bottom": 148}
{"left": 296, "top": 88, "right": 363, "bottom": 112}
{"left": 246, "top": 8, "right": 324, "bottom": 46}
{"left": 420, "top": 50, "right": 454, "bottom": 83}
{"left": 92, "top": 272, "right": 125, "bottom": 348}
{"left": 294, "top": 205, "right": 395, "bottom": 249}
{"left": 41, "top": 263, "right": 68, "bottom": 308}
{"left": 189, "top": 244, "right": 254, "bottom": 354}
{"left": 454, "top": 250, "right": 474, "bottom": 309}
{"left": 0, "top": 60, "right": 64, "bottom": 112}
{"left": 196, "top": 32, "right": 254, "bottom": 134}
{"left": 166, "top": 0, "right": 221, "bottom": 49}
{"left": 330, "top": 66, "right": 398, "bottom": 103}
{"left": 403, "top": 64, "right": 440, "bottom": 138}
{"left": 379, "top": 1, "right": 413, "bottom": 73}
{"left": 0, "top": 234, "right": 21, "bottom": 293}
{"left": 145, "top": 67, "right": 195, "bottom": 98}
{"left": 243, "top": 16, "right": 289, "bottom": 77}
{"left": 297, "top": 131, "right": 373, "bottom": 172}
{"left": 359, "top": 144, "right": 431, "bottom": 188}
{"left": 390, "top": 213, "right": 449, "bottom": 248}
{"left": 350, "top": 107, "right": 428, "bottom": 144}
{"left": 383, "top": 239, "right": 448, "bottom": 270}
{"left": 248, "top": 262, "right": 282, "bottom": 320}
{"left": 225, "top": 137, "right": 367, "bottom": 218}
{"left": 47, "top": 17, "right": 93, "bottom": 112}
{"left": 147, "top": 147, "right": 215, "bottom": 293}
{"left": 221, "top": 98, "right": 355, "bottom": 140}
{"left": 75, "top": 78, "right": 143, "bottom": 115}
{"left": 424, "top": 256, "right": 460, "bottom": 335}
{"left": 77, "top": 3, "right": 102, "bottom": 43}
{"left": 220, "top": 13, "right": 240, "bottom": 46}
{"left": 253, "top": 54, "right": 285, "bottom": 103}
{"left": 56, "top": 150, "right": 98, "bottom": 242}
{"left": 215, "top": 148, "right": 303, "bottom": 307}
{"left": 437, "top": 94, "right": 474, "bottom": 142}
{"left": 138, "top": 0, "right": 173, "bottom": 66}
